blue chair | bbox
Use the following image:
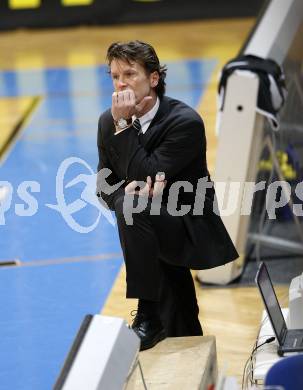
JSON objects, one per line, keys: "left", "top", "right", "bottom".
{"left": 264, "top": 354, "right": 303, "bottom": 390}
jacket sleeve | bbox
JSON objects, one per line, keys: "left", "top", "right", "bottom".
{"left": 107, "top": 117, "right": 205, "bottom": 182}
{"left": 96, "top": 115, "right": 125, "bottom": 211}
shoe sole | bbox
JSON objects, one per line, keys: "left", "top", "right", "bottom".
{"left": 139, "top": 329, "right": 166, "bottom": 351}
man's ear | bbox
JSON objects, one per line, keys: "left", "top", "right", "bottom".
{"left": 150, "top": 71, "right": 159, "bottom": 88}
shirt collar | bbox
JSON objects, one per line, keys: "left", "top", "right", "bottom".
{"left": 133, "top": 96, "right": 160, "bottom": 127}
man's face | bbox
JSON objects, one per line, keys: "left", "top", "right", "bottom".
{"left": 110, "top": 59, "right": 158, "bottom": 103}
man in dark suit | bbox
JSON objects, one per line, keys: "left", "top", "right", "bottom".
{"left": 97, "top": 41, "right": 238, "bottom": 350}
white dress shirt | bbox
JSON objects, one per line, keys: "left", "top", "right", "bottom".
{"left": 132, "top": 96, "right": 160, "bottom": 134}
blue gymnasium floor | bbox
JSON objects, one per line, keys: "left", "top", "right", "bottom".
{"left": 0, "top": 59, "right": 216, "bottom": 389}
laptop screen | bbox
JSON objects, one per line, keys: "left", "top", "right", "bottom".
{"left": 256, "top": 262, "right": 286, "bottom": 344}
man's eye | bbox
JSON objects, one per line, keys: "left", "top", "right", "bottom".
{"left": 112, "top": 75, "right": 118, "bottom": 80}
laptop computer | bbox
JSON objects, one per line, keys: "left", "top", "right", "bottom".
{"left": 255, "top": 262, "right": 303, "bottom": 356}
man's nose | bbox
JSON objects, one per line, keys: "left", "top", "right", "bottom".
{"left": 117, "top": 79, "right": 127, "bottom": 90}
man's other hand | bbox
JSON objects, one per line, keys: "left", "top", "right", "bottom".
{"left": 149, "top": 173, "right": 166, "bottom": 197}
{"left": 125, "top": 173, "right": 166, "bottom": 198}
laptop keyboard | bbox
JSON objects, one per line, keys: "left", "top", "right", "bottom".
{"left": 292, "top": 336, "right": 303, "bottom": 347}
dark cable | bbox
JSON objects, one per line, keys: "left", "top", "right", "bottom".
{"left": 252, "top": 336, "right": 275, "bottom": 355}
{"left": 255, "top": 129, "right": 277, "bottom": 267}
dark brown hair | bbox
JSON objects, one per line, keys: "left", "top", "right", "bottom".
{"left": 106, "top": 40, "right": 167, "bottom": 99}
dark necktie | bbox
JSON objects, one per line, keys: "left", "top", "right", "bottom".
{"left": 132, "top": 118, "right": 142, "bottom": 134}
{"left": 133, "top": 118, "right": 143, "bottom": 143}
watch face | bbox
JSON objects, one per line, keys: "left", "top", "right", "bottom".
{"left": 117, "top": 118, "right": 128, "bottom": 128}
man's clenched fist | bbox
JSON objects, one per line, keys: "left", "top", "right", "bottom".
{"left": 111, "top": 90, "right": 136, "bottom": 121}
{"left": 112, "top": 89, "right": 153, "bottom": 121}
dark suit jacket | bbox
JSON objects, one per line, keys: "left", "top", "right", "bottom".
{"left": 97, "top": 96, "right": 238, "bottom": 269}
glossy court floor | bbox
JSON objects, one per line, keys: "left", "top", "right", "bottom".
{"left": 0, "top": 19, "right": 288, "bottom": 389}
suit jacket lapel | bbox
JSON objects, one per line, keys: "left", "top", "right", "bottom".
{"left": 141, "top": 96, "right": 170, "bottom": 148}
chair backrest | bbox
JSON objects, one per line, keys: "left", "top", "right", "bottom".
{"left": 264, "top": 354, "right": 303, "bottom": 390}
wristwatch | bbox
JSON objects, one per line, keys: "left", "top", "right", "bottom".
{"left": 114, "top": 117, "right": 132, "bottom": 130}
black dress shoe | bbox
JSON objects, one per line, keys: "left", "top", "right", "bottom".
{"left": 131, "top": 312, "right": 166, "bottom": 351}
